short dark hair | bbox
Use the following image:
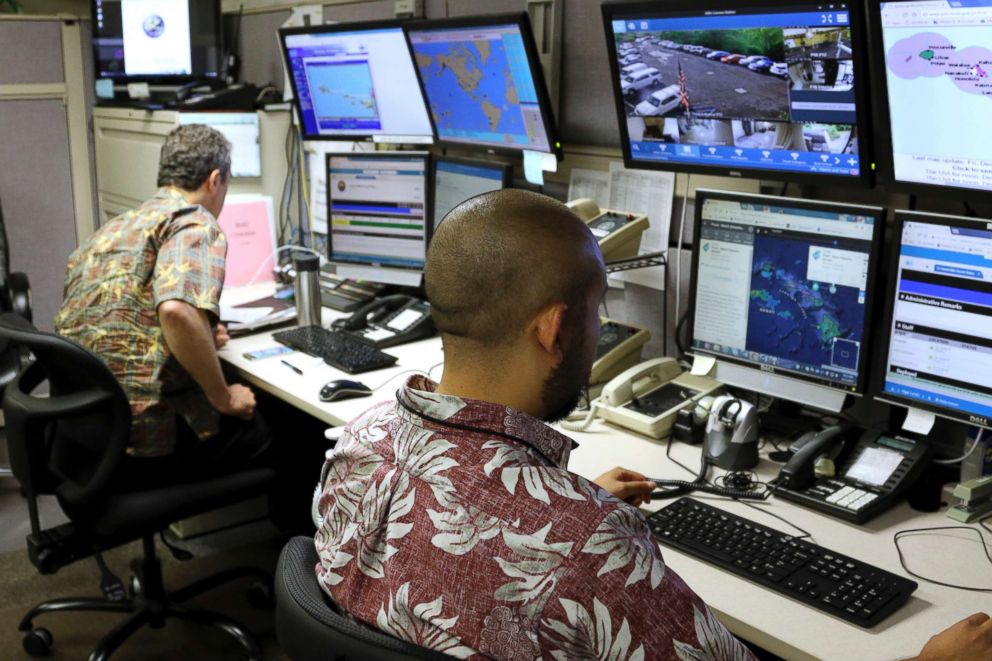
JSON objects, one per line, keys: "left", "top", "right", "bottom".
{"left": 425, "top": 189, "right": 604, "bottom": 349}
{"left": 156, "top": 124, "right": 231, "bottom": 190}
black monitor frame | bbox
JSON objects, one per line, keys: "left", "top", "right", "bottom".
{"left": 325, "top": 151, "right": 434, "bottom": 277}
{"left": 279, "top": 19, "right": 434, "bottom": 142}
{"left": 403, "top": 13, "right": 563, "bottom": 159}
{"left": 601, "top": 0, "right": 875, "bottom": 186}
{"left": 89, "top": 0, "right": 224, "bottom": 85}
{"left": 866, "top": 0, "right": 992, "bottom": 204}
{"left": 686, "top": 188, "right": 886, "bottom": 403}
{"left": 875, "top": 210, "right": 992, "bottom": 430}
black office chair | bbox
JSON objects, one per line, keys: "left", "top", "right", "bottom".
{"left": 0, "top": 313, "right": 276, "bottom": 660}
{"left": 275, "top": 535, "right": 453, "bottom": 660}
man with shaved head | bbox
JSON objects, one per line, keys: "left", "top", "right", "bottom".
{"left": 311, "top": 190, "right": 988, "bottom": 660}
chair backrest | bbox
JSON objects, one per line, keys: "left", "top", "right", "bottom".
{"left": 0, "top": 196, "right": 32, "bottom": 321}
{"left": 0, "top": 313, "right": 130, "bottom": 514}
{"left": 275, "top": 536, "right": 454, "bottom": 661}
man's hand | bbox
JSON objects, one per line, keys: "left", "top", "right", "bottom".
{"left": 213, "top": 323, "right": 230, "bottom": 350}
{"left": 913, "top": 612, "right": 992, "bottom": 661}
{"left": 593, "top": 467, "right": 656, "bottom": 506}
{"left": 210, "top": 383, "right": 256, "bottom": 420}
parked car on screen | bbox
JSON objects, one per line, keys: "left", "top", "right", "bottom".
{"left": 721, "top": 54, "right": 745, "bottom": 64}
{"left": 739, "top": 55, "right": 766, "bottom": 66}
{"left": 748, "top": 58, "right": 774, "bottom": 72}
{"left": 620, "top": 53, "right": 643, "bottom": 66}
{"left": 621, "top": 62, "right": 649, "bottom": 76}
{"left": 707, "top": 50, "right": 730, "bottom": 60}
{"left": 634, "top": 85, "right": 682, "bottom": 116}
{"left": 621, "top": 67, "right": 663, "bottom": 96}
{"left": 769, "top": 62, "right": 788, "bottom": 77}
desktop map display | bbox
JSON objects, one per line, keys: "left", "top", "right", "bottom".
{"left": 306, "top": 60, "right": 379, "bottom": 126}
{"left": 747, "top": 233, "right": 862, "bottom": 372}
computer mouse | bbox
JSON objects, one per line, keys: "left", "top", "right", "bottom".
{"left": 319, "top": 379, "right": 373, "bottom": 403}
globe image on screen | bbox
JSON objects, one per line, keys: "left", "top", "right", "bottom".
{"left": 143, "top": 14, "right": 165, "bottom": 38}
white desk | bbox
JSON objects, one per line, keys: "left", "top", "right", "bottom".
{"left": 221, "top": 300, "right": 990, "bottom": 661}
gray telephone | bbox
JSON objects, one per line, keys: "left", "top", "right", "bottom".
{"left": 589, "top": 317, "right": 651, "bottom": 393}
{"left": 566, "top": 199, "right": 650, "bottom": 262}
{"left": 594, "top": 357, "right": 724, "bottom": 438}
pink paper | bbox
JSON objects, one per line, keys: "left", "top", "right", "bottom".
{"left": 216, "top": 196, "right": 276, "bottom": 288}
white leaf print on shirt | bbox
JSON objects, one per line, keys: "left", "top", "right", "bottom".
{"left": 428, "top": 504, "right": 501, "bottom": 555}
{"left": 494, "top": 523, "right": 574, "bottom": 619}
{"left": 393, "top": 424, "right": 460, "bottom": 509}
{"left": 483, "top": 440, "right": 585, "bottom": 504}
{"left": 673, "top": 606, "right": 754, "bottom": 661}
{"left": 376, "top": 582, "right": 476, "bottom": 659}
{"left": 582, "top": 508, "right": 666, "bottom": 589}
{"left": 542, "top": 597, "right": 645, "bottom": 661}
{"left": 354, "top": 468, "right": 416, "bottom": 579}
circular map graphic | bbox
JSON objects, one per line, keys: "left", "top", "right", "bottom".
{"left": 143, "top": 14, "right": 165, "bottom": 38}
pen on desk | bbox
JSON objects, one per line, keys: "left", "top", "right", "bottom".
{"left": 281, "top": 359, "right": 304, "bottom": 375}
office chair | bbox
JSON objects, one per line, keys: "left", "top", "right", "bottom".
{"left": 275, "top": 535, "right": 453, "bottom": 661}
{"left": 0, "top": 313, "right": 276, "bottom": 660}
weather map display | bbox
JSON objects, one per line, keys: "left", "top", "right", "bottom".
{"left": 602, "top": 1, "right": 869, "bottom": 181}
{"left": 691, "top": 194, "right": 879, "bottom": 392}
{"left": 280, "top": 24, "right": 433, "bottom": 141}
{"left": 879, "top": 0, "right": 992, "bottom": 194}
{"left": 407, "top": 21, "right": 554, "bottom": 153}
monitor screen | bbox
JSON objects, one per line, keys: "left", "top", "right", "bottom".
{"left": 327, "top": 153, "right": 431, "bottom": 287}
{"left": 689, "top": 189, "right": 883, "bottom": 411}
{"left": 875, "top": 0, "right": 992, "bottom": 197}
{"left": 406, "top": 14, "right": 561, "bottom": 156}
{"left": 602, "top": 1, "right": 870, "bottom": 183}
{"left": 280, "top": 22, "right": 433, "bottom": 142}
{"left": 432, "top": 158, "right": 510, "bottom": 230}
{"left": 92, "top": 0, "right": 222, "bottom": 81}
{"left": 878, "top": 211, "right": 992, "bottom": 429}
{"left": 178, "top": 112, "right": 260, "bottom": 178}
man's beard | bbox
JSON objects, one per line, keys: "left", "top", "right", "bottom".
{"left": 540, "top": 347, "right": 590, "bottom": 423}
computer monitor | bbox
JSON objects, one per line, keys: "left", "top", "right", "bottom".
{"left": 178, "top": 112, "right": 260, "bottom": 178}
{"left": 688, "top": 189, "right": 884, "bottom": 412}
{"left": 279, "top": 21, "right": 433, "bottom": 143}
{"left": 877, "top": 211, "right": 992, "bottom": 429}
{"left": 872, "top": 0, "right": 992, "bottom": 200}
{"left": 601, "top": 0, "right": 872, "bottom": 184}
{"left": 91, "top": 0, "right": 223, "bottom": 83}
{"left": 405, "top": 14, "right": 562, "bottom": 157}
{"left": 326, "top": 152, "right": 431, "bottom": 288}
{"left": 432, "top": 158, "right": 511, "bottom": 231}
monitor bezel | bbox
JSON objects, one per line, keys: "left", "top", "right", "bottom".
{"left": 278, "top": 19, "right": 434, "bottom": 142}
{"left": 90, "top": 0, "right": 224, "bottom": 84}
{"left": 866, "top": 0, "right": 992, "bottom": 204}
{"left": 403, "top": 12, "right": 564, "bottom": 159}
{"left": 432, "top": 156, "right": 512, "bottom": 230}
{"left": 600, "top": 0, "right": 875, "bottom": 186}
{"left": 325, "top": 151, "right": 434, "bottom": 275}
{"left": 874, "top": 209, "right": 992, "bottom": 430}
{"left": 686, "top": 188, "right": 886, "bottom": 399}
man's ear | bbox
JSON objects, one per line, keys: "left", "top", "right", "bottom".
{"left": 533, "top": 302, "right": 567, "bottom": 363}
{"left": 206, "top": 168, "right": 225, "bottom": 192}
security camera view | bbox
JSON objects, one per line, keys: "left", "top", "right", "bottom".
{"left": 606, "top": 3, "right": 862, "bottom": 177}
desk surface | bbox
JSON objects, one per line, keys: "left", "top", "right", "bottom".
{"left": 221, "top": 290, "right": 990, "bottom": 661}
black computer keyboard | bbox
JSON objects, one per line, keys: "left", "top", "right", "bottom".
{"left": 646, "top": 498, "right": 918, "bottom": 628}
{"left": 273, "top": 326, "right": 398, "bottom": 374}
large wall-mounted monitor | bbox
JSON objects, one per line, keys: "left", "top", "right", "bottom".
{"left": 688, "top": 189, "right": 884, "bottom": 412}
{"left": 872, "top": 0, "right": 992, "bottom": 199}
{"left": 877, "top": 211, "right": 992, "bottom": 429}
{"left": 432, "top": 157, "right": 511, "bottom": 231}
{"left": 279, "top": 21, "right": 434, "bottom": 143}
{"left": 601, "top": 0, "right": 872, "bottom": 184}
{"left": 91, "top": 0, "right": 223, "bottom": 84}
{"left": 405, "top": 14, "right": 562, "bottom": 157}
{"left": 326, "top": 152, "right": 431, "bottom": 287}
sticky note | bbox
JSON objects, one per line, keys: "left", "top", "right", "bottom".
{"left": 95, "top": 79, "right": 114, "bottom": 99}
{"left": 902, "top": 407, "right": 936, "bottom": 435}
{"left": 691, "top": 354, "right": 716, "bottom": 376}
{"left": 523, "top": 150, "right": 545, "bottom": 186}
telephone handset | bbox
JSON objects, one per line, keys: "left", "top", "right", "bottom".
{"left": 589, "top": 318, "right": 650, "bottom": 390}
{"left": 332, "top": 294, "right": 436, "bottom": 349}
{"left": 774, "top": 428, "right": 933, "bottom": 524}
{"left": 566, "top": 198, "right": 650, "bottom": 262}
{"left": 594, "top": 357, "right": 723, "bottom": 438}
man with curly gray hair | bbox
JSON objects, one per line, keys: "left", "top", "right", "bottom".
{"left": 56, "top": 124, "right": 270, "bottom": 487}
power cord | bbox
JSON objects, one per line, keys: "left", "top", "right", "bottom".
{"left": 933, "top": 429, "right": 985, "bottom": 465}
{"left": 893, "top": 524, "right": 992, "bottom": 592}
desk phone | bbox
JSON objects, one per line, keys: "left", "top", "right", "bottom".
{"left": 775, "top": 428, "right": 932, "bottom": 524}
{"left": 566, "top": 199, "right": 649, "bottom": 262}
{"left": 333, "top": 294, "right": 436, "bottom": 349}
{"left": 589, "top": 317, "right": 650, "bottom": 388}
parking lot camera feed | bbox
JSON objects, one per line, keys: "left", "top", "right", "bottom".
{"left": 607, "top": 4, "right": 863, "bottom": 178}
